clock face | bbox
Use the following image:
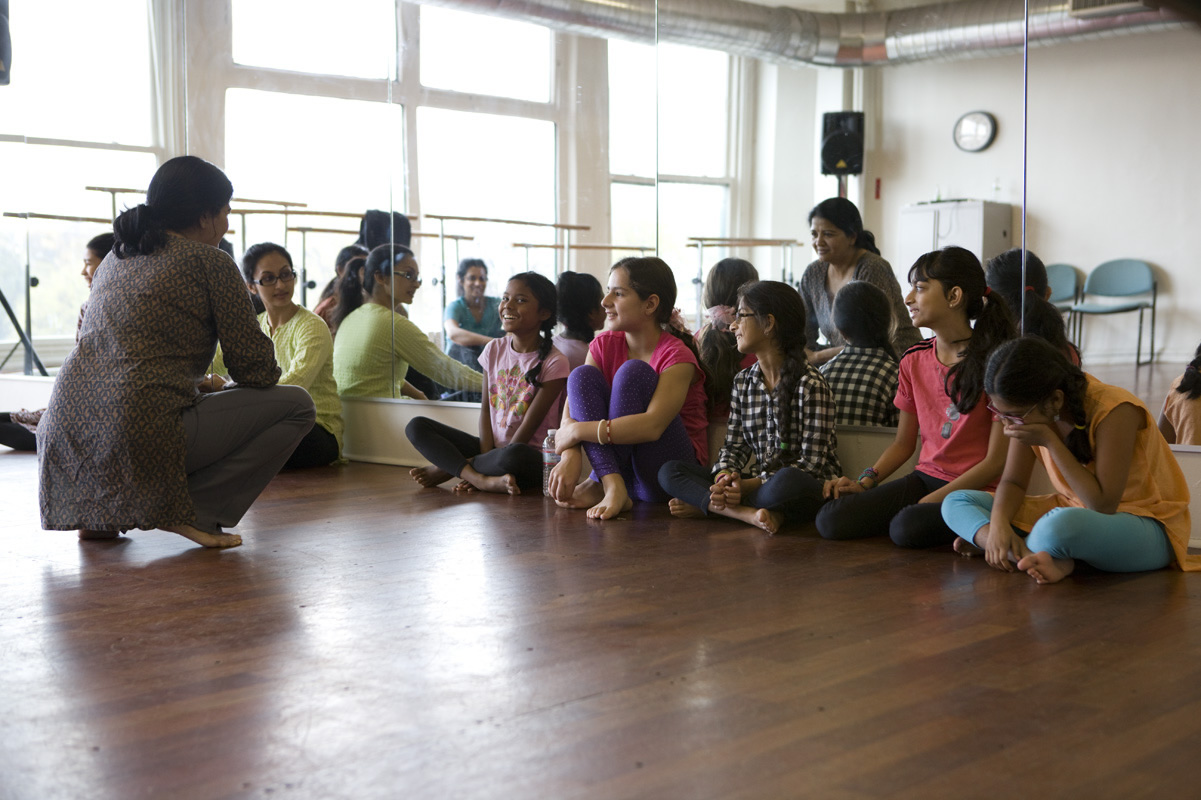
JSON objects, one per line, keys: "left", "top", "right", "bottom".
{"left": 953, "top": 111, "right": 997, "bottom": 152}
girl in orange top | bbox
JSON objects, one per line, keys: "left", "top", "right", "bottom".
{"left": 942, "top": 337, "right": 1195, "bottom": 584}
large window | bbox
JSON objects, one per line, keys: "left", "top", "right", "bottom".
{"left": 232, "top": 0, "right": 397, "bottom": 79}
{"left": 419, "top": 5, "right": 551, "bottom": 102}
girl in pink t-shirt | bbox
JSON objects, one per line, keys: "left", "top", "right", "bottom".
{"left": 407, "top": 272, "right": 568, "bottom": 495}
{"left": 815, "top": 246, "right": 1016, "bottom": 547}
{"left": 547, "top": 257, "right": 708, "bottom": 520}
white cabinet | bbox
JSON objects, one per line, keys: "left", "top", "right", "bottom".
{"left": 897, "top": 200, "right": 1012, "bottom": 272}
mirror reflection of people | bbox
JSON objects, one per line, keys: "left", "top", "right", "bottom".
{"left": 697, "top": 257, "right": 760, "bottom": 461}
{"left": 443, "top": 258, "right": 503, "bottom": 375}
{"left": 332, "top": 244, "right": 482, "bottom": 400}
{"left": 552, "top": 270, "right": 605, "bottom": 371}
{"left": 1158, "top": 341, "right": 1201, "bottom": 445}
{"left": 0, "top": 233, "right": 115, "bottom": 453}
{"left": 38, "top": 155, "right": 316, "bottom": 548}
{"left": 819, "top": 280, "right": 900, "bottom": 428}
{"left": 313, "top": 244, "right": 369, "bottom": 335}
{"left": 984, "top": 248, "right": 1080, "bottom": 365}
{"left": 799, "top": 197, "right": 920, "bottom": 365}
{"left": 944, "top": 337, "right": 1197, "bottom": 584}
{"left": 209, "top": 242, "right": 344, "bottom": 469}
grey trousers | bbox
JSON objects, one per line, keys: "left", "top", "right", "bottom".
{"left": 182, "top": 385, "right": 315, "bottom": 533}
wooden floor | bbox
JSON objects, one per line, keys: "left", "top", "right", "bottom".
{"left": 3, "top": 446, "right": 1201, "bottom": 799}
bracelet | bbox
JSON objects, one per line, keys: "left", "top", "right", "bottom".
{"left": 605, "top": 418, "right": 613, "bottom": 444}
{"left": 857, "top": 466, "right": 879, "bottom": 489}
{"left": 597, "top": 419, "right": 605, "bottom": 444}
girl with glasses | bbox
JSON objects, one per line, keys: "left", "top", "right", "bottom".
{"left": 332, "top": 244, "right": 482, "bottom": 401}
{"left": 208, "top": 242, "right": 344, "bottom": 469}
{"left": 815, "top": 246, "right": 1015, "bottom": 548}
{"left": 658, "top": 280, "right": 841, "bottom": 534}
{"left": 942, "top": 336, "right": 1197, "bottom": 583}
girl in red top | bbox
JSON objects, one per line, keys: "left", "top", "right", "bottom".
{"left": 547, "top": 257, "right": 708, "bottom": 520}
{"left": 815, "top": 246, "right": 1016, "bottom": 547}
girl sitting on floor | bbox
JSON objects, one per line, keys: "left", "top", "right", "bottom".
{"left": 658, "top": 280, "right": 841, "bottom": 535}
{"left": 697, "top": 257, "right": 760, "bottom": 462}
{"left": 1158, "top": 341, "right": 1201, "bottom": 445}
{"left": 815, "top": 246, "right": 1015, "bottom": 548}
{"left": 552, "top": 270, "right": 606, "bottom": 372}
{"left": 819, "top": 280, "right": 900, "bottom": 428}
{"left": 406, "top": 272, "right": 568, "bottom": 495}
{"left": 943, "top": 336, "right": 1197, "bottom": 583}
{"left": 547, "top": 256, "right": 708, "bottom": 520}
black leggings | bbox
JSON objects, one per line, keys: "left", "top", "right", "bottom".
{"left": 0, "top": 414, "right": 37, "bottom": 451}
{"left": 657, "top": 460, "right": 827, "bottom": 526}
{"left": 283, "top": 421, "right": 340, "bottom": 469}
{"left": 405, "top": 416, "right": 543, "bottom": 490}
{"left": 813, "top": 470, "right": 956, "bottom": 548}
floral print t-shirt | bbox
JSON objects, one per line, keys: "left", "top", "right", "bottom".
{"left": 478, "top": 337, "right": 569, "bottom": 447}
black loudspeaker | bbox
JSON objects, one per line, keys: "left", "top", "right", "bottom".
{"left": 821, "top": 111, "right": 864, "bottom": 176}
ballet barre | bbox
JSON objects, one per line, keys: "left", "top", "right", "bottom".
{"left": 686, "top": 236, "right": 804, "bottom": 328}
{"left": 510, "top": 242, "right": 655, "bottom": 270}
{"left": 87, "top": 185, "right": 306, "bottom": 221}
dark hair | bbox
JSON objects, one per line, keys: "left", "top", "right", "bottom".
{"left": 700, "top": 258, "right": 759, "bottom": 407}
{"left": 240, "top": 242, "right": 293, "bottom": 285}
{"left": 985, "top": 248, "right": 1048, "bottom": 316}
{"left": 808, "top": 197, "right": 880, "bottom": 257}
{"left": 86, "top": 232, "right": 116, "bottom": 258}
{"left": 908, "top": 246, "right": 1017, "bottom": 414}
{"left": 556, "top": 270, "right": 603, "bottom": 343}
{"left": 737, "top": 280, "right": 809, "bottom": 473}
{"left": 456, "top": 258, "right": 488, "bottom": 298}
{"left": 1176, "top": 341, "right": 1201, "bottom": 400}
{"left": 112, "top": 155, "right": 233, "bottom": 258}
{"left": 612, "top": 256, "right": 710, "bottom": 408}
{"left": 320, "top": 244, "right": 371, "bottom": 302}
{"left": 333, "top": 244, "right": 413, "bottom": 328}
{"left": 832, "top": 280, "right": 898, "bottom": 362}
{"left": 985, "top": 337, "right": 1093, "bottom": 463}
{"left": 507, "top": 272, "right": 558, "bottom": 389}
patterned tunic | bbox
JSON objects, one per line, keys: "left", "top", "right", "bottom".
{"left": 38, "top": 236, "right": 280, "bottom": 531}
{"left": 819, "top": 345, "right": 900, "bottom": 427}
{"left": 798, "top": 253, "right": 922, "bottom": 357}
{"left": 712, "top": 361, "right": 841, "bottom": 482}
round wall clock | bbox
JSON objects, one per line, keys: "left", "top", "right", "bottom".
{"left": 953, "top": 111, "right": 997, "bottom": 152}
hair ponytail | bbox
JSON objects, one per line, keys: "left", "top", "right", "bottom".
{"left": 508, "top": 272, "right": 558, "bottom": 390}
{"left": 112, "top": 155, "right": 233, "bottom": 259}
{"left": 332, "top": 255, "right": 368, "bottom": 329}
{"left": 985, "top": 337, "right": 1093, "bottom": 463}
{"left": 909, "top": 246, "right": 1017, "bottom": 414}
{"left": 1177, "top": 342, "right": 1201, "bottom": 400}
{"left": 113, "top": 204, "right": 168, "bottom": 259}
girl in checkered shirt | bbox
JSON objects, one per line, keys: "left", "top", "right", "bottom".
{"left": 815, "top": 246, "right": 1016, "bottom": 548}
{"left": 819, "top": 280, "right": 900, "bottom": 428}
{"left": 658, "top": 280, "right": 842, "bottom": 535}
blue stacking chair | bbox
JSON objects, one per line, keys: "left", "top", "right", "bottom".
{"left": 1045, "top": 262, "right": 1080, "bottom": 339}
{"left": 1070, "top": 259, "right": 1156, "bottom": 366}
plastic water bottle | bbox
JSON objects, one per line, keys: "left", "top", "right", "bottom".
{"left": 542, "top": 429, "right": 560, "bottom": 497}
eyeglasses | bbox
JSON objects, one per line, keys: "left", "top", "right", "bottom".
{"left": 734, "top": 311, "right": 758, "bottom": 320}
{"left": 253, "top": 270, "right": 297, "bottom": 286}
{"left": 986, "top": 401, "right": 1040, "bottom": 425}
{"left": 396, "top": 271, "right": 422, "bottom": 284}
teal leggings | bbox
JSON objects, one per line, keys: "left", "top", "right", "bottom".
{"left": 941, "top": 490, "right": 1173, "bottom": 573}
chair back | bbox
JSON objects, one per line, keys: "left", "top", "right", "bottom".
{"left": 1083, "top": 259, "right": 1154, "bottom": 298}
{"left": 1045, "top": 263, "right": 1079, "bottom": 304}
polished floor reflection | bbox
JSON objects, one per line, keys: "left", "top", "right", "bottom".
{"left": 2, "top": 449, "right": 1200, "bottom": 799}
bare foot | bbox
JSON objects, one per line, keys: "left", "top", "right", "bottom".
{"left": 556, "top": 478, "right": 604, "bottom": 510}
{"left": 410, "top": 465, "right": 453, "bottom": 488}
{"left": 164, "top": 524, "right": 243, "bottom": 549}
{"left": 587, "top": 491, "right": 633, "bottom": 520}
{"left": 78, "top": 529, "right": 120, "bottom": 540}
{"left": 668, "top": 498, "right": 706, "bottom": 519}
{"left": 1016, "top": 551, "right": 1076, "bottom": 584}
{"left": 953, "top": 537, "right": 983, "bottom": 557}
{"left": 452, "top": 479, "right": 477, "bottom": 493}
{"left": 750, "top": 508, "right": 784, "bottom": 535}
{"left": 460, "top": 466, "right": 520, "bottom": 495}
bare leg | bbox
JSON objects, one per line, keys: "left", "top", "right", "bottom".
{"left": 668, "top": 498, "right": 706, "bottom": 519}
{"left": 1017, "top": 552, "right": 1076, "bottom": 584}
{"left": 78, "top": 529, "right": 120, "bottom": 540}
{"left": 711, "top": 503, "right": 785, "bottom": 535}
{"left": 163, "top": 524, "right": 243, "bottom": 549}
{"left": 557, "top": 478, "right": 605, "bottom": 510}
{"left": 409, "top": 465, "right": 453, "bottom": 488}
{"left": 458, "top": 463, "right": 520, "bottom": 496}
{"left": 586, "top": 473, "right": 633, "bottom": 520}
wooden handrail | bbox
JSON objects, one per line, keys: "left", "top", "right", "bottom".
{"left": 234, "top": 208, "right": 418, "bottom": 220}
{"left": 287, "top": 226, "right": 474, "bottom": 241}
{"left": 4, "top": 211, "right": 111, "bottom": 224}
{"left": 425, "top": 213, "right": 589, "bottom": 231}
{"left": 687, "top": 237, "right": 802, "bottom": 246}
{"left": 512, "top": 242, "right": 652, "bottom": 251}
{"left": 87, "top": 186, "right": 308, "bottom": 208}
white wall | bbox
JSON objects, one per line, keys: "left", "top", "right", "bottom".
{"left": 870, "top": 28, "right": 1201, "bottom": 365}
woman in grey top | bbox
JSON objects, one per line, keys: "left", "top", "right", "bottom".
{"left": 798, "top": 197, "right": 922, "bottom": 365}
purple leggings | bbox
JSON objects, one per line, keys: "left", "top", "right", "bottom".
{"left": 567, "top": 361, "right": 699, "bottom": 502}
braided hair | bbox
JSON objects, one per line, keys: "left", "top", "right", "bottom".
{"left": 616, "top": 256, "right": 710, "bottom": 409}
{"left": 737, "top": 280, "right": 810, "bottom": 474}
{"left": 985, "top": 337, "right": 1093, "bottom": 463}
{"left": 507, "top": 272, "right": 558, "bottom": 389}
{"left": 908, "top": 246, "right": 1017, "bottom": 414}
{"left": 1176, "top": 341, "right": 1201, "bottom": 400}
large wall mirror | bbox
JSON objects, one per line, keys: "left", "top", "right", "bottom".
{"left": 1, "top": 0, "right": 1197, "bottom": 403}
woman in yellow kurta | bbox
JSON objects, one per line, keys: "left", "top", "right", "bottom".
{"left": 942, "top": 337, "right": 1195, "bottom": 584}
{"left": 332, "top": 244, "right": 482, "bottom": 400}
{"left": 212, "top": 242, "right": 344, "bottom": 468}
